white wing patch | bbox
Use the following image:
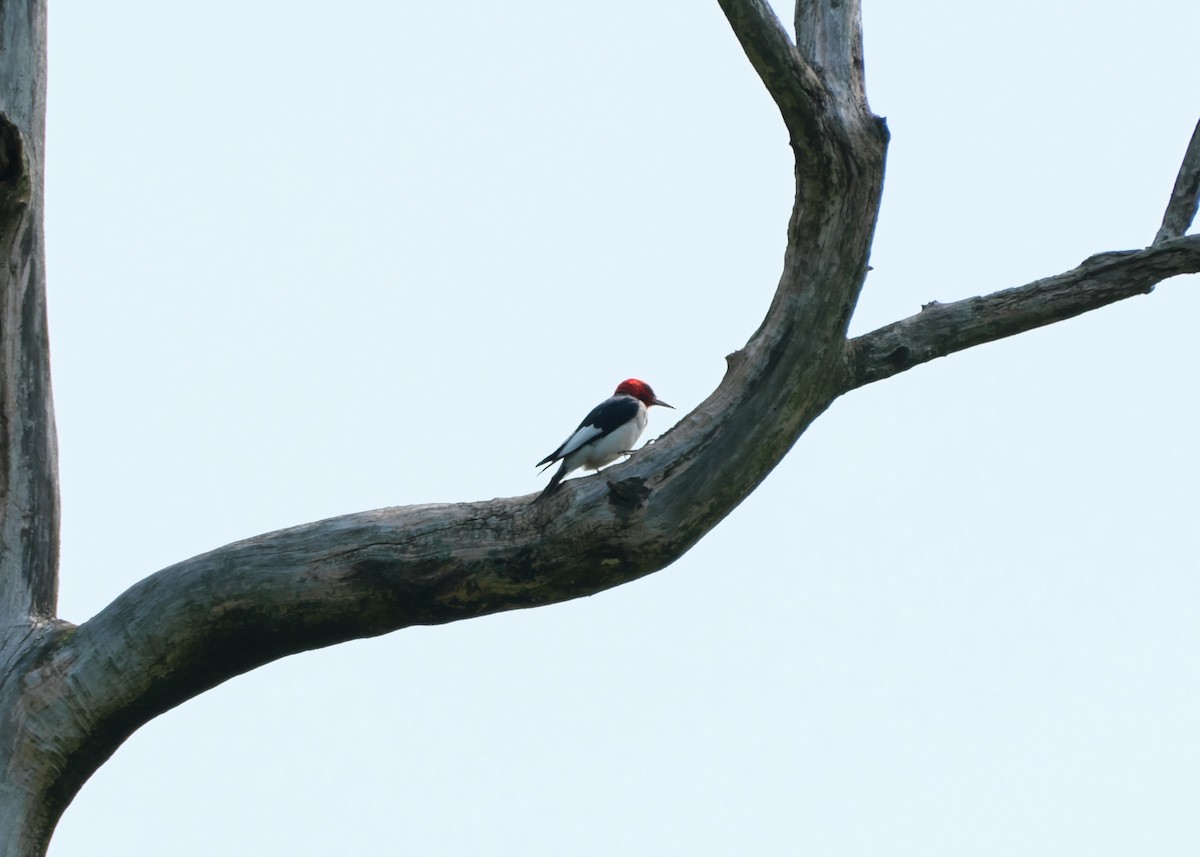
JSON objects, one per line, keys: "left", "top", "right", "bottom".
{"left": 556, "top": 424, "right": 605, "bottom": 459}
{"left": 569, "top": 417, "right": 644, "bottom": 471}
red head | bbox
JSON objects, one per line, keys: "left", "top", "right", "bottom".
{"left": 614, "top": 378, "right": 673, "bottom": 409}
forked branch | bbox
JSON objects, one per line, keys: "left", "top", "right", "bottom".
{"left": 716, "top": 0, "right": 837, "bottom": 176}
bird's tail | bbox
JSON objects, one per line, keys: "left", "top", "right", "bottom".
{"left": 535, "top": 462, "right": 568, "bottom": 502}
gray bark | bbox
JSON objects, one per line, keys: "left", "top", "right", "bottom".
{"left": 0, "top": 1, "right": 1198, "bottom": 855}
{"left": 0, "top": 2, "right": 62, "bottom": 854}
{"left": 0, "top": 0, "right": 56, "bottom": 626}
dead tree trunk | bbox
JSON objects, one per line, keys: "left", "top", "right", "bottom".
{"left": 1, "top": 1, "right": 1197, "bottom": 854}
{"left": 0, "top": 2, "right": 67, "bottom": 853}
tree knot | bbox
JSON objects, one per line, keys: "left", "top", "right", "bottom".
{"left": 606, "top": 476, "right": 650, "bottom": 511}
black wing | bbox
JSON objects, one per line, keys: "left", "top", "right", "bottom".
{"left": 536, "top": 395, "right": 640, "bottom": 466}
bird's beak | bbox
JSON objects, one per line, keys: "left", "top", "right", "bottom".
{"left": 653, "top": 398, "right": 674, "bottom": 409}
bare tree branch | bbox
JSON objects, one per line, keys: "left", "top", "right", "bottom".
{"left": 1154, "top": 117, "right": 1200, "bottom": 244}
{"left": 847, "top": 235, "right": 1200, "bottom": 390}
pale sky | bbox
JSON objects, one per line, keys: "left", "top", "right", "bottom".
{"left": 43, "top": 1, "right": 1200, "bottom": 854}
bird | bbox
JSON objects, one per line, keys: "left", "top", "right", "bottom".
{"left": 536, "top": 378, "right": 673, "bottom": 497}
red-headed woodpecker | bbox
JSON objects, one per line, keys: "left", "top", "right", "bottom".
{"left": 537, "top": 378, "right": 673, "bottom": 496}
